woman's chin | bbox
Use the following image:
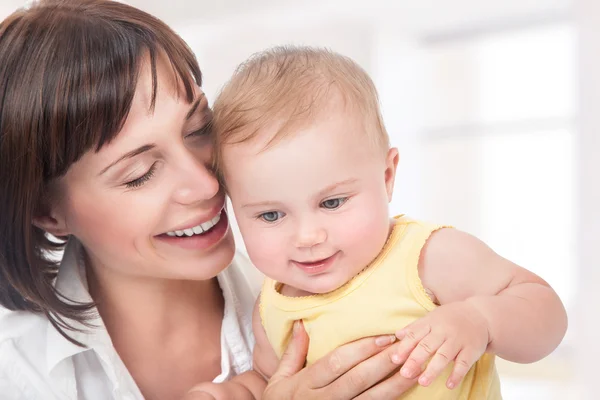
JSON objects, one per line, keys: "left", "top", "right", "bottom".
{"left": 186, "top": 232, "right": 236, "bottom": 279}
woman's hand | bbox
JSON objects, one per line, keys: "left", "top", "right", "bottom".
{"left": 182, "top": 382, "right": 253, "bottom": 400}
{"left": 184, "top": 370, "right": 265, "bottom": 400}
{"left": 263, "top": 323, "right": 419, "bottom": 400}
{"left": 181, "top": 385, "right": 219, "bottom": 400}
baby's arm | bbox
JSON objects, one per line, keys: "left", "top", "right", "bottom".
{"left": 420, "top": 228, "right": 567, "bottom": 361}
{"left": 393, "top": 228, "right": 568, "bottom": 388}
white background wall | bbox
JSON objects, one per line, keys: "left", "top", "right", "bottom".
{"left": 2, "top": 1, "right": 598, "bottom": 398}
{"left": 574, "top": 0, "right": 600, "bottom": 398}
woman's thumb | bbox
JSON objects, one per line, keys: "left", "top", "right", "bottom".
{"left": 271, "top": 321, "right": 309, "bottom": 380}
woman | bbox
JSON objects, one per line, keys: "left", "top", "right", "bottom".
{"left": 0, "top": 1, "right": 417, "bottom": 399}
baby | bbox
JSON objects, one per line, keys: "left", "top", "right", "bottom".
{"left": 195, "top": 46, "right": 568, "bottom": 399}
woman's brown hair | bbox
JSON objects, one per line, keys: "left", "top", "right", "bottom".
{"left": 0, "top": 0, "right": 201, "bottom": 344}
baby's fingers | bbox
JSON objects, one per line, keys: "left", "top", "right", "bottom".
{"left": 446, "top": 349, "right": 478, "bottom": 389}
{"left": 399, "top": 332, "right": 445, "bottom": 380}
{"left": 392, "top": 324, "right": 431, "bottom": 368}
{"left": 417, "top": 341, "right": 460, "bottom": 387}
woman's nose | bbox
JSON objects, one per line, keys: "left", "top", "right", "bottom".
{"left": 172, "top": 147, "right": 220, "bottom": 205}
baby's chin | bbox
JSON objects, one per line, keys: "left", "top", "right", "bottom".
{"left": 279, "top": 276, "right": 350, "bottom": 297}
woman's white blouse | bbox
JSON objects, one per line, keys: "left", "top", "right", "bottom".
{"left": 0, "top": 239, "right": 262, "bottom": 399}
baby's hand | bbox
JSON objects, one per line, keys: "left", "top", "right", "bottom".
{"left": 392, "top": 301, "right": 491, "bottom": 390}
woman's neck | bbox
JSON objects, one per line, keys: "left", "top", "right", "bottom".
{"left": 87, "top": 260, "right": 223, "bottom": 340}
{"left": 85, "top": 251, "right": 225, "bottom": 398}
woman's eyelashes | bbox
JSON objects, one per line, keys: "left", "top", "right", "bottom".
{"left": 185, "top": 120, "right": 213, "bottom": 140}
{"left": 125, "top": 162, "right": 158, "bottom": 189}
{"left": 122, "top": 122, "right": 213, "bottom": 190}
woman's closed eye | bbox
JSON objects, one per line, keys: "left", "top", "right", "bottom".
{"left": 121, "top": 121, "right": 212, "bottom": 190}
{"left": 124, "top": 162, "right": 158, "bottom": 189}
{"left": 321, "top": 197, "right": 348, "bottom": 210}
{"left": 257, "top": 211, "right": 286, "bottom": 223}
{"left": 185, "top": 120, "right": 213, "bottom": 140}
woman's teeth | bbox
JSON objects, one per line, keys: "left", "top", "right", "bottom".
{"left": 166, "top": 212, "right": 221, "bottom": 237}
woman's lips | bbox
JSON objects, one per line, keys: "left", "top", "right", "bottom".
{"left": 156, "top": 209, "right": 229, "bottom": 251}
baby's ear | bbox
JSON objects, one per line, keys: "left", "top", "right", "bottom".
{"left": 384, "top": 147, "right": 399, "bottom": 202}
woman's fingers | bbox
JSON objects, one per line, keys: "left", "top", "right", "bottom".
{"left": 308, "top": 334, "right": 396, "bottom": 389}
{"left": 270, "top": 321, "right": 310, "bottom": 383}
{"left": 353, "top": 370, "right": 418, "bottom": 400}
{"left": 181, "top": 390, "right": 217, "bottom": 400}
{"left": 321, "top": 337, "right": 419, "bottom": 399}
{"left": 265, "top": 332, "right": 419, "bottom": 400}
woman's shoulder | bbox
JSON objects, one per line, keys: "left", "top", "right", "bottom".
{"left": 0, "top": 308, "right": 48, "bottom": 345}
{"left": 0, "top": 309, "right": 50, "bottom": 397}
{"left": 0, "top": 309, "right": 49, "bottom": 365}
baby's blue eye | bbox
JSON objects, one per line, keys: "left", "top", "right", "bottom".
{"left": 259, "top": 211, "right": 285, "bottom": 223}
{"left": 321, "top": 197, "right": 347, "bottom": 210}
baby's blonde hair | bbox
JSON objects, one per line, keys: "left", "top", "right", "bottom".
{"left": 212, "top": 46, "right": 389, "bottom": 174}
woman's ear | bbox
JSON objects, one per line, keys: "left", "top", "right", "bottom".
{"left": 32, "top": 214, "right": 70, "bottom": 237}
{"left": 384, "top": 147, "right": 400, "bottom": 202}
{"left": 32, "top": 188, "right": 70, "bottom": 237}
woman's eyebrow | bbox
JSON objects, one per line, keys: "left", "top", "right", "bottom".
{"left": 99, "top": 94, "right": 208, "bottom": 177}
{"left": 98, "top": 144, "right": 156, "bottom": 176}
{"left": 186, "top": 93, "right": 207, "bottom": 121}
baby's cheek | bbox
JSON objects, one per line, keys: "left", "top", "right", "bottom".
{"left": 247, "top": 249, "right": 283, "bottom": 279}
{"left": 347, "top": 207, "right": 384, "bottom": 237}
{"left": 240, "top": 227, "right": 285, "bottom": 274}
{"left": 339, "top": 208, "right": 390, "bottom": 259}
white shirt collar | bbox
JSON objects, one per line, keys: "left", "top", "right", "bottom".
{"left": 42, "top": 239, "right": 260, "bottom": 390}
{"left": 45, "top": 238, "right": 111, "bottom": 374}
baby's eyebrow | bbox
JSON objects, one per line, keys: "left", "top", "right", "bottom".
{"left": 242, "top": 200, "right": 281, "bottom": 209}
{"left": 317, "top": 178, "right": 359, "bottom": 197}
{"left": 240, "top": 179, "right": 359, "bottom": 209}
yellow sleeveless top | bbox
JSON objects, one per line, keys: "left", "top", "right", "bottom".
{"left": 259, "top": 215, "right": 502, "bottom": 399}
